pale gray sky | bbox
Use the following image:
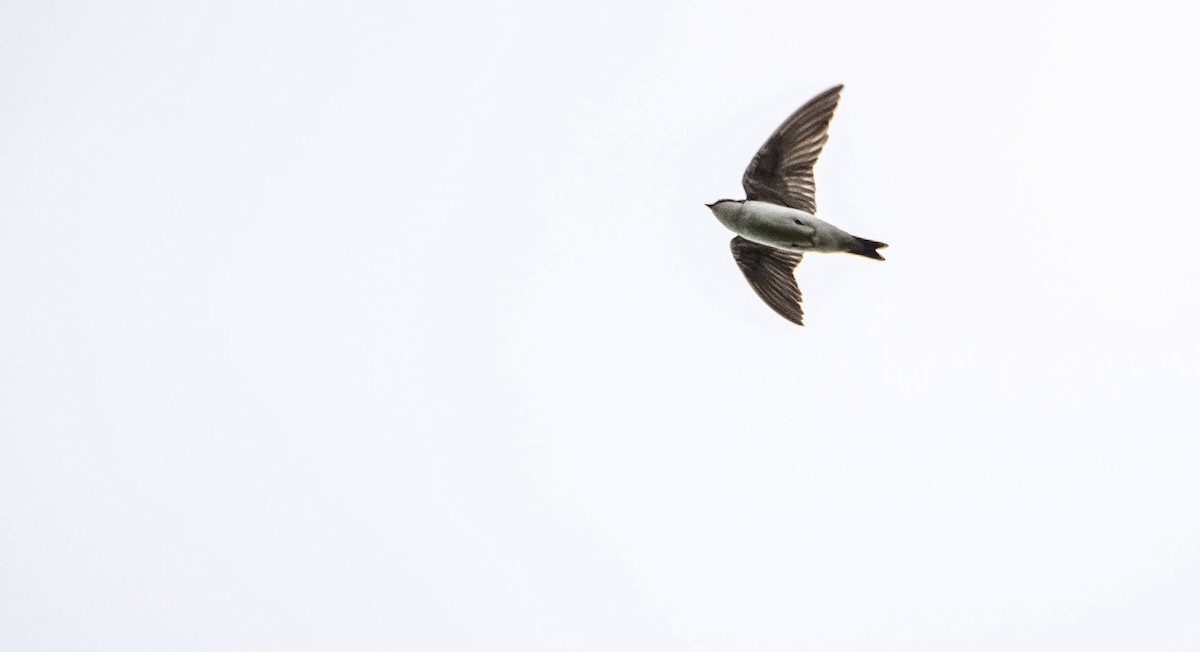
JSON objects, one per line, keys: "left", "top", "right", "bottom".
{"left": 2, "top": 0, "right": 1199, "bottom": 650}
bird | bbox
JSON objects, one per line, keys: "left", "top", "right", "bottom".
{"left": 707, "top": 84, "right": 887, "bottom": 326}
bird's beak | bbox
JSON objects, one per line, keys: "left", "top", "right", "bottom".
{"left": 705, "top": 202, "right": 715, "bottom": 208}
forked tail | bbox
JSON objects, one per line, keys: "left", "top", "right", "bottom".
{"left": 849, "top": 236, "right": 888, "bottom": 260}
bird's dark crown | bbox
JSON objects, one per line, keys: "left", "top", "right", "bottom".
{"left": 705, "top": 199, "right": 744, "bottom": 208}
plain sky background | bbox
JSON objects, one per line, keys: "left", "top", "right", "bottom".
{"left": 3, "top": 0, "right": 1199, "bottom": 649}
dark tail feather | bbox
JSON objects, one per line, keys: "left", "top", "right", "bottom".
{"left": 848, "top": 236, "right": 888, "bottom": 260}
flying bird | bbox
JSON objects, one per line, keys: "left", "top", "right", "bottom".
{"left": 707, "top": 84, "right": 887, "bottom": 326}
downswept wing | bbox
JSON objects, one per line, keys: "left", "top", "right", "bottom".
{"left": 730, "top": 236, "right": 805, "bottom": 326}
{"left": 741, "top": 84, "right": 843, "bottom": 214}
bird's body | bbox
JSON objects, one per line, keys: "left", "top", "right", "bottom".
{"left": 711, "top": 200, "right": 859, "bottom": 255}
{"left": 707, "top": 84, "right": 887, "bottom": 326}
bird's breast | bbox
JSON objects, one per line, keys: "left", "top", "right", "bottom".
{"left": 735, "top": 202, "right": 818, "bottom": 250}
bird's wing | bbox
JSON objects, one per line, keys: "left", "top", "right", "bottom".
{"left": 741, "top": 84, "right": 843, "bottom": 214}
{"left": 730, "top": 236, "right": 805, "bottom": 326}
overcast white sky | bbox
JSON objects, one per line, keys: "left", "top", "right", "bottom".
{"left": 3, "top": 0, "right": 1199, "bottom": 650}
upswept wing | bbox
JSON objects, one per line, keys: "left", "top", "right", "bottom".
{"left": 741, "top": 85, "right": 843, "bottom": 214}
{"left": 730, "top": 236, "right": 805, "bottom": 326}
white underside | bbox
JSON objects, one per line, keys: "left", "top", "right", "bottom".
{"left": 713, "top": 200, "right": 851, "bottom": 253}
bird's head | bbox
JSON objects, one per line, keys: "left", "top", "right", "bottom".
{"left": 706, "top": 199, "right": 744, "bottom": 228}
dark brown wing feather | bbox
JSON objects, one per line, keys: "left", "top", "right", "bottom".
{"left": 741, "top": 84, "right": 843, "bottom": 214}
{"left": 730, "top": 236, "right": 805, "bottom": 326}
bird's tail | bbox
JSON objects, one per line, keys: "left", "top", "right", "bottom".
{"left": 848, "top": 236, "right": 888, "bottom": 260}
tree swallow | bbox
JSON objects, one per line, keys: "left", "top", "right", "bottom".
{"left": 708, "top": 84, "right": 887, "bottom": 326}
